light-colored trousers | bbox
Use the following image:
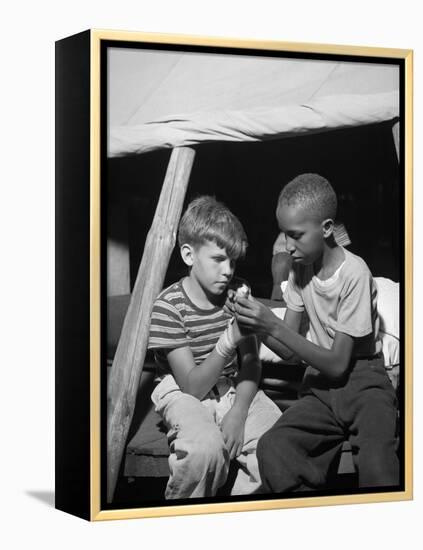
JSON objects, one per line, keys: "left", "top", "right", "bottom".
{"left": 151, "top": 374, "right": 282, "bottom": 499}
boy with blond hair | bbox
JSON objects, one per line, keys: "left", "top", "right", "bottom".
{"left": 148, "top": 195, "right": 281, "bottom": 499}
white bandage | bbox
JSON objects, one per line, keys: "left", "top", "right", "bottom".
{"left": 236, "top": 283, "right": 250, "bottom": 299}
{"left": 215, "top": 322, "right": 237, "bottom": 359}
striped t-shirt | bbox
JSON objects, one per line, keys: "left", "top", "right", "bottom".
{"left": 148, "top": 279, "right": 238, "bottom": 380}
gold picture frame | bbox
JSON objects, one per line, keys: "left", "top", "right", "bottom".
{"left": 55, "top": 29, "right": 413, "bottom": 521}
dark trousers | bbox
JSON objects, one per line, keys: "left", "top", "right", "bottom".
{"left": 257, "top": 357, "right": 399, "bottom": 493}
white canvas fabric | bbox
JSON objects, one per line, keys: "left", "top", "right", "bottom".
{"left": 107, "top": 49, "right": 400, "bottom": 157}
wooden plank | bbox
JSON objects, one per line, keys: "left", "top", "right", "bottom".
{"left": 107, "top": 146, "right": 196, "bottom": 502}
{"left": 107, "top": 200, "right": 130, "bottom": 296}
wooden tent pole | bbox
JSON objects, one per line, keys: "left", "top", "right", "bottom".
{"left": 392, "top": 120, "right": 400, "bottom": 161}
{"left": 107, "top": 146, "right": 196, "bottom": 502}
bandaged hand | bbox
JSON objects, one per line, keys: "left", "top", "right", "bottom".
{"left": 215, "top": 318, "right": 243, "bottom": 359}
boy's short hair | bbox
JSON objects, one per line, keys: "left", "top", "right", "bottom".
{"left": 178, "top": 195, "right": 248, "bottom": 260}
{"left": 277, "top": 173, "right": 337, "bottom": 222}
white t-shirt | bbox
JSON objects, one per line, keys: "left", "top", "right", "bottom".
{"left": 283, "top": 247, "right": 381, "bottom": 358}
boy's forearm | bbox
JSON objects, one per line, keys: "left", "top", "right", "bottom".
{"left": 261, "top": 333, "right": 299, "bottom": 362}
{"left": 183, "top": 332, "right": 261, "bottom": 402}
{"left": 187, "top": 350, "right": 259, "bottom": 417}
{"left": 270, "top": 284, "right": 284, "bottom": 301}
{"left": 267, "top": 318, "right": 351, "bottom": 380}
{"left": 184, "top": 349, "right": 231, "bottom": 400}
{"left": 233, "top": 378, "right": 258, "bottom": 415}
{"left": 183, "top": 322, "right": 243, "bottom": 399}
{"left": 233, "top": 344, "right": 261, "bottom": 412}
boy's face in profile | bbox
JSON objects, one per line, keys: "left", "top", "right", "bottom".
{"left": 183, "top": 240, "right": 236, "bottom": 296}
{"left": 277, "top": 203, "right": 325, "bottom": 265}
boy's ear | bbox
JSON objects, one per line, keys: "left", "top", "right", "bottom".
{"left": 180, "top": 243, "right": 194, "bottom": 266}
{"left": 322, "top": 218, "right": 335, "bottom": 239}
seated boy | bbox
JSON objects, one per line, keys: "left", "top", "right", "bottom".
{"left": 229, "top": 173, "right": 399, "bottom": 492}
{"left": 148, "top": 195, "right": 281, "bottom": 499}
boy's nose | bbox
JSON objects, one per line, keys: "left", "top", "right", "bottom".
{"left": 222, "top": 259, "right": 234, "bottom": 277}
{"left": 285, "top": 237, "right": 296, "bottom": 253}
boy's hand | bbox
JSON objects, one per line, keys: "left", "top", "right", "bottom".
{"left": 224, "top": 290, "right": 255, "bottom": 338}
{"left": 220, "top": 406, "right": 247, "bottom": 459}
{"left": 228, "top": 317, "right": 252, "bottom": 344}
{"left": 224, "top": 289, "right": 237, "bottom": 316}
{"left": 234, "top": 296, "right": 279, "bottom": 335}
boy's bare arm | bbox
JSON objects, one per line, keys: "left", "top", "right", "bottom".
{"left": 236, "top": 297, "right": 354, "bottom": 381}
{"left": 267, "top": 322, "right": 354, "bottom": 380}
{"left": 270, "top": 252, "right": 291, "bottom": 301}
{"left": 260, "top": 308, "right": 303, "bottom": 362}
{"left": 226, "top": 292, "right": 303, "bottom": 362}
{"left": 166, "top": 345, "right": 234, "bottom": 400}
{"left": 232, "top": 335, "right": 261, "bottom": 410}
{"left": 220, "top": 335, "right": 260, "bottom": 459}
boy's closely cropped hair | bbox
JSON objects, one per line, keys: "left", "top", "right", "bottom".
{"left": 231, "top": 173, "right": 399, "bottom": 493}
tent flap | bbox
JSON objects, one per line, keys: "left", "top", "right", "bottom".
{"left": 109, "top": 91, "right": 399, "bottom": 157}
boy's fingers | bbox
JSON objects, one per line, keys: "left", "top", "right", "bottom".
{"left": 235, "top": 440, "right": 243, "bottom": 458}
{"left": 235, "top": 313, "right": 255, "bottom": 326}
{"left": 225, "top": 295, "right": 237, "bottom": 311}
{"left": 227, "top": 289, "right": 236, "bottom": 301}
{"left": 235, "top": 304, "right": 251, "bottom": 317}
{"left": 236, "top": 296, "right": 252, "bottom": 307}
{"left": 235, "top": 302, "right": 256, "bottom": 318}
{"left": 229, "top": 441, "right": 238, "bottom": 460}
{"left": 236, "top": 297, "right": 260, "bottom": 316}
{"left": 225, "top": 438, "right": 234, "bottom": 456}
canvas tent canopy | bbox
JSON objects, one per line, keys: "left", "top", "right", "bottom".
{"left": 108, "top": 50, "right": 399, "bottom": 156}
{"left": 106, "top": 48, "right": 400, "bottom": 502}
